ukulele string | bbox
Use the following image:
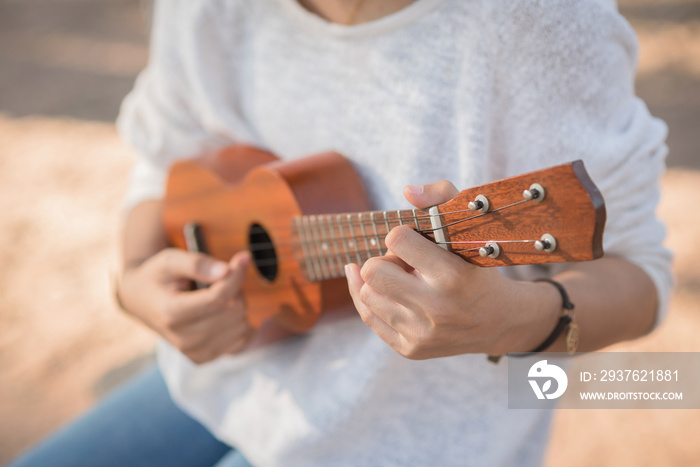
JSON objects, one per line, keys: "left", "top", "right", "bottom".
{"left": 416, "top": 199, "right": 531, "bottom": 233}
{"left": 440, "top": 239, "right": 538, "bottom": 244}
{"left": 243, "top": 197, "right": 535, "bottom": 253}
{"left": 198, "top": 195, "right": 542, "bottom": 266}
{"left": 217, "top": 197, "right": 537, "bottom": 234}
{"left": 445, "top": 239, "right": 538, "bottom": 253}
{"left": 247, "top": 239, "right": 542, "bottom": 268}
{"left": 244, "top": 236, "right": 541, "bottom": 252}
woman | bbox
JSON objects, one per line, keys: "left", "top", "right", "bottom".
{"left": 11, "top": 0, "right": 672, "bottom": 465}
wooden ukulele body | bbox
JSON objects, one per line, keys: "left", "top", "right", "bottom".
{"left": 163, "top": 146, "right": 372, "bottom": 332}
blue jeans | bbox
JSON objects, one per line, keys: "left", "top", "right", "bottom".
{"left": 7, "top": 366, "right": 252, "bottom": 467}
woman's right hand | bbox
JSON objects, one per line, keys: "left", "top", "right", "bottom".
{"left": 116, "top": 248, "right": 254, "bottom": 364}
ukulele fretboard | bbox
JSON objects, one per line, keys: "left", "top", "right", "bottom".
{"left": 291, "top": 209, "right": 434, "bottom": 281}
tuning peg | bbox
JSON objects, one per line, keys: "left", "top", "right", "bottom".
{"left": 479, "top": 242, "right": 500, "bottom": 258}
{"left": 534, "top": 233, "right": 557, "bottom": 253}
{"left": 468, "top": 194, "right": 490, "bottom": 213}
{"left": 523, "top": 183, "right": 545, "bottom": 202}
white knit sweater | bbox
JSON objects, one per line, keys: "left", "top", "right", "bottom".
{"left": 118, "top": 0, "right": 673, "bottom": 465}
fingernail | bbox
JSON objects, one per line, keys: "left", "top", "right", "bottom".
{"left": 406, "top": 185, "right": 424, "bottom": 195}
{"left": 344, "top": 264, "right": 352, "bottom": 281}
{"left": 208, "top": 261, "right": 229, "bottom": 278}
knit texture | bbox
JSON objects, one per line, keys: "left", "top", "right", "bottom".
{"left": 118, "top": 0, "right": 673, "bottom": 465}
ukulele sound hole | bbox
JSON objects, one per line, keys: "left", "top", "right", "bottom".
{"left": 249, "top": 223, "right": 278, "bottom": 282}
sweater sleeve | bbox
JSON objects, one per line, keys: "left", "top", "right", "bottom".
{"left": 116, "top": 0, "right": 233, "bottom": 211}
{"left": 489, "top": 0, "right": 673, "bottom": 327}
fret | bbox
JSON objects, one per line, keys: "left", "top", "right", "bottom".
{"left": 325, "top": 216, "right": 344, "bottom": 276}
{"left": 370, "top": 212, "right": 383, "bottom": 256}
{"left": 317, "top": 215, "right": 338, "bottom": 277}
{"left": 336, "top": 214, "right": 353, "bottom": 264}
{"left": 347, "top": 214, "right": 363, "bottom": 264}
{"left": 397, "top": 210, "right": 404, "bottom": 225}
{"left": 302, "top": 216, "right": 323, "bottom": 281}
{"left": 309, "top": 215, "right": 331, "bottom": 279}
{"left": 358, "top": 213, "right": 373, "bottom": 261}
{"left": 412, "top": 208, "right": 420, "bottom": 230}
{"left": 383, "top": 211, "right": 391, "bottom": 236}
{"left": 294, "top": 217, "right": 316, "bottom": 282}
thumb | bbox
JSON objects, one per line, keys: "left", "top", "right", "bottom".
{"left": 224, "top": 251, "right": 251, "bottom": 293}
{"left": 159, "top": 248, "right": 230, "bottom": 284}
{"left": 205, "top": 251, "right": 251, "bottom": 303}
{"left": 403, "top": 180, "right": 459, "bottom": 209}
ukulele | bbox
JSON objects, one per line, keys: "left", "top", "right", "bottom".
{"left": 163, "top": 145, "right": 606, "bottom": 333}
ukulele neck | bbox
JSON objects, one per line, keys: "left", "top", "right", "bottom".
{"left": 287, "top": 160, "right": 606, "bottom": 283}
{"left": 293, "top": 209, "right": 434, "bottom": 281}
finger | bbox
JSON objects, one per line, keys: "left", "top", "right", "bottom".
{"left": 375, "top": 253, "right": 414, "bottom": 274}
{"left": 171, "top": 295, "right": 248, "bottom": 336}
{"left": 168, "top": 251, "right": 251, "bottom": 323}
{"left": 185, "top": 328, "right": 246, "bottom": 364}
{"left": 403, "top": 180, "right": 459, "bottom": 209}
{"left": 192, "top": 250, "right": 250, "bottom": 310}
{"left": 223, "top": 328, "right": 255, "bottom": 355}
{"left": 171, "top": 300, "right": 251, "bottom": 361}
{"left": 345, "top": 263, "right": 403, "bottom": 348}
{"left": 223, "top": 251, "right": 251, "bottom": 297}
{"left": 345, "top": 263, "right": 364, "bottom": 309}
{"left": 357, "top": 280, "right": 414, "bottom": 331}
{"left": 158, "top": 248, "right": 230, "bottom": 285}
{"left": 384, "top": 225, "right": 464, "bottom": 278}
{"left": 201, "top": 318, "right": 253, "bottom": 358}
{"left": 169, "top": 277, "right": 193, "bottom": 292}
{"left": 360, "top": 256, "right": 425, "bottom": 308}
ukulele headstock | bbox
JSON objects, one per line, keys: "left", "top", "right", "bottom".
{"left": 433, "top": 161, "right": 605, "bottom": 267}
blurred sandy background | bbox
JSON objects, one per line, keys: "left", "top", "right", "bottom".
{"left": 0, "top": 0, "right": 698, "bottom": 465}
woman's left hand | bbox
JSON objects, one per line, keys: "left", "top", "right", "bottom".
{"left": 345, "top": 181, "right": 559, "bottom": 359}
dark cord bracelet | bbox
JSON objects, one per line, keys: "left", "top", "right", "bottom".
{"left": 487, "top": 278, "right": 578, "bottom": 363}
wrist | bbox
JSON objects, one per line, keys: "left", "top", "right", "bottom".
{"left": 489, "top": 279, "right": 562, "bottom": 355}
{"left": 114, "top": 262, "right": 152, "bottom": 318}
{"left": 113, "top": 269, "right": 133, "bottom": 316}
